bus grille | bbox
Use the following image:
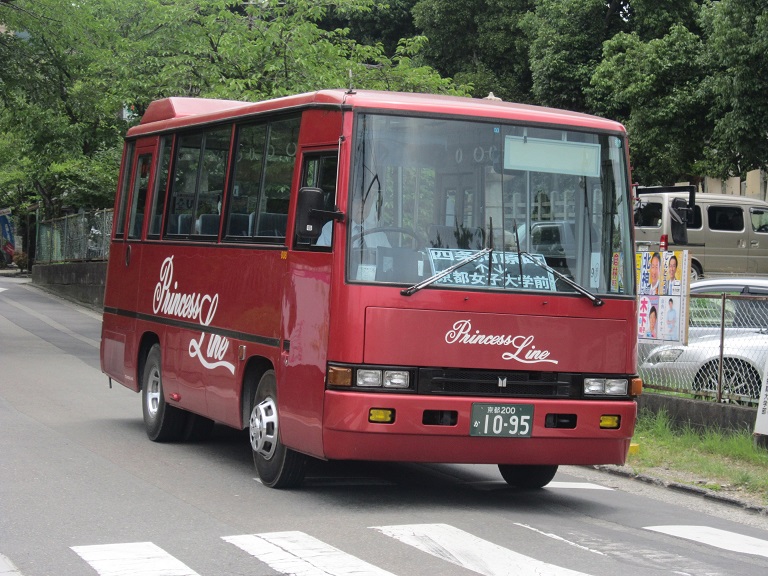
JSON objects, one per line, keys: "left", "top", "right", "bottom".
{"left": 417, "top": 368, "right": 577, "bottom": 398}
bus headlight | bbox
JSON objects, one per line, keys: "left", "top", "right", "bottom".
{"left": 584, "top": 378, "right": 629, "bottom": 396}
{"left": 327, "top": 364, "right": 415, "bottom": 391}
{"left": 383, "top": 370, "right": 409, "bottom": 388}
{"left": 357, "top": 369, "right": 383, "bottom": 387}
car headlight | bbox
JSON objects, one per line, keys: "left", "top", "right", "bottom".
{"left": 650, "top": 348, "right": 684, "bottom": 363}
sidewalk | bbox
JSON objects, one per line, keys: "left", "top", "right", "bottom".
{"left": 0, "top": 265, "right": 30, "bottom": 278}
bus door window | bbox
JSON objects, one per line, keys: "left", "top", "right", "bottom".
{"left": 114, "top": 141, "right": 135, "bottom": 238}
{"left": 147, "top": 135, "right": 173, "bottom": 237}
{"left": 127, "top": 153, "right": 152, "bottom": 240}
{"left": 299, "top": 152, "right": 338, "bottom": 247}
{"left": 252, "top": 117, "right": 300, "bottom": 242}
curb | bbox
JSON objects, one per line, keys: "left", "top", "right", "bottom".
{"left": 594, "top": 465, "right": 768, "bottom": 516}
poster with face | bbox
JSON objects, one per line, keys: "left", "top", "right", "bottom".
{"left": 636, "top": 250, "right": 689, "bottom": 344}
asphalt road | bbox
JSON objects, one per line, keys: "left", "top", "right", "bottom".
{"left": 1, "top": 275, "right": 768, "bottom": 576}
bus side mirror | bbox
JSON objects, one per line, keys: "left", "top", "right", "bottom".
{"left": 670, "top": 198, "right": 689, "bottom": 245}
{"left": 296, "top": 187, "right": 326, "bottom": 241}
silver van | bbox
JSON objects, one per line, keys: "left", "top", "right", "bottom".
{"left": 634, "top": 191, "right": 768, "bottom": 279}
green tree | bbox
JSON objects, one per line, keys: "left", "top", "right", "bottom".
{"left": 412, "top": 0, "right": 533, "bottom": 102}
{"left": 0, "top": 0, "right": 464, "bottom": 218}
{"left": 700, "top": 0, "right": 768, "bottom": 177}
{"left": 590, "top": 25, "right": 710, "bottom": 184}
{"left": 522, "top": 0, "right": 629, "bottom": 112}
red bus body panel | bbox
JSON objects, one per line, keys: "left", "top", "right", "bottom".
{"left": 101, "top": 90, "right": 638, "bottom": 469}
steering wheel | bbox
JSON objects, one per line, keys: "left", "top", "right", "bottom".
{"left": 352, "top": 226, "right": 423, "bottom": 249}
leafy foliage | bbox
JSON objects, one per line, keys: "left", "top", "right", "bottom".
{"left": 2, "top": 0, "right": 767, "bottom": 220}
{"left": 0, "top": 0, "right": 466, "bottom": 218}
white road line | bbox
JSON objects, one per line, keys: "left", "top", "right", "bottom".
{"left": 645, "top": 525, "right": 768, "bottom": 558}
{"left": 372, "top": 523, "right": 594, "bottom": 576}
{"left": 71, "top": 542, "right": 200, "bottom": 576}
{"left": 223, "top": 532, "right": 398, "bottom": 576}
{"left": 0, "top": 288, "right": 7, "bottom": 294}
{"left": 0, "top": 553, "right": 23, "bottom": 576}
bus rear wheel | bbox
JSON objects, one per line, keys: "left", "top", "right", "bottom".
{"left": 249, "top": 370, "right": 306, "bottom": 488}
{"left": 498, "top": 464, "right": 558, "bottom": 489}
{"left": 141, "top": 344, "right": 186, "bottom": 442}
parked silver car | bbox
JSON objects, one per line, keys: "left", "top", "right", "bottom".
{"left": 638, "top": 277, "right": 768, "bottom": 401}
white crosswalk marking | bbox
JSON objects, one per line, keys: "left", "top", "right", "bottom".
{"left": 645, "top": 525, "right": 768, "bottom": 558}
{"left": 70, "top": 542, "right": 200, "bottom": 576}
{"left": 0, "top": 553, "right": 23, "bottom": 576}
{"left": 223, "top": 532, "right": 397, "bottom": 576}
{"left": 372, "top": 523, "right": 594, "bottom": 576}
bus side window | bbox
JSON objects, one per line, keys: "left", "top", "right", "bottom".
{"left": 148, "top": 136, "right": 172, "bottom": 237}
{"left": 114, "top": 141, "right": 135, "bottom": 238}
{"left": 296, "top": 152, "right": 338, "bottom": 248}
{"left": 226, "top": 123, "right": 266, "bottom": 240}
{"left": 167, "top": 133, "right": 202, "bottom": 237}
{"left": 127, "top": 154, "right": 152, "bottom": 239}
{"left": 165, "top": 128, "right": 231, "bottom": 238}
{"left": 191, "top": 127, "right": 230, "bottom": 237}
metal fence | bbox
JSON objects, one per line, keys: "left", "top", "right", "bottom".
{"left": 37, "top": 209, "right": 112, "bottom": 263}
{"left": 639, "top": 293, "right": 768, "bottom": 405}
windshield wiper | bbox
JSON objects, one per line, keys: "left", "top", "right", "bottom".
{"left": 511, "top": 218, "right": 602, "bottom": 306}
{"left": 401, "top": 247, "right": 492, "bottom": 296}
{"left": 520, "top": 250, "right": 603, "bottom": 306}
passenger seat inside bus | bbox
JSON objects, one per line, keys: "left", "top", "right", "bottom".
{"left": 197, "top": 214, "right": 220, "bottom": 236}
{"left": 228, "top": 213, "right": 250, "bottom": 236}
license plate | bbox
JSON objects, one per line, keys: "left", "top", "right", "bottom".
{"left": 470, "top": 403, "right": 534, "bottom": 437}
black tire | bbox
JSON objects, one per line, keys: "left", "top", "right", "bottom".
{"left": 141, "top": 344, "right": 186, "bottom": 442}
{"left": 498, "top": 464, "right": 558, "bottom": 489}
{"left": 694, "top": 359, "right": 761, "bottom": 400}
{"left": 182, "top": 413, "right": 215, "bottom": 442}
{"left": 690, "top": 261, "right": 702, "bottom": 282}
{"left": 249, "top": 370, "right": 307, "bottom": 488}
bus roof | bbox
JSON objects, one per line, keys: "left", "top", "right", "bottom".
{"left": 129, "top": 90, "right": 626, "bottom": 137}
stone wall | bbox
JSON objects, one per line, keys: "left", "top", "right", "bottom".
{"left": 31, "top": 261, "right": 107, "bottom": 309}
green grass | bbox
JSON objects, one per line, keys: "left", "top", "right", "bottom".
{"left": 627, "top": 409, "right": 768, "bottom": 504}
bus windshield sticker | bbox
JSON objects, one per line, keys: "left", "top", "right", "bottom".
{"left": 426, "top": 249, "right": 556, "bottom": 291}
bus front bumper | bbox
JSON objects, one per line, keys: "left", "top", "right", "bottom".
{"left": 321, "top": 391, "right": 637, "bottom": 465}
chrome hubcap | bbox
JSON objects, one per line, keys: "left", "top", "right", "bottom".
{"left": 146, "top": 367, "right": 161, "bottom": 418}
{"left": 249, "top": 397, "right": 278, "bottom": 460}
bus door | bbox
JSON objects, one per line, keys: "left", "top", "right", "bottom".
{"left": 103, "top": 139, "right": 156, "bottom": 389}
{"left": 280, "top": 150, "right": 338, "bottom": 456}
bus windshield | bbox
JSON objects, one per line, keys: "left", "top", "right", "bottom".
{"left": 347, "top": 113, "right": 634, "bottom": 296}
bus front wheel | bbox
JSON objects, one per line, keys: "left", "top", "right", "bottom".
{"left": 249, "top": 370, "right": 307, "bottom": 488}
{"left": 141, "top": 344, "right": 186, "bottom": 442}
{"left": 498, "top": 464, "right": 558, "bottom": 489}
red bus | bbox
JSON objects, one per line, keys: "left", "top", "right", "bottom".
{"left": 101, "top": 90, "right": 641, "bottom": 488}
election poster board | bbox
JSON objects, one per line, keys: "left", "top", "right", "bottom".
{"left": 635, "top": 250, "right": 690, "bottom": 345}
